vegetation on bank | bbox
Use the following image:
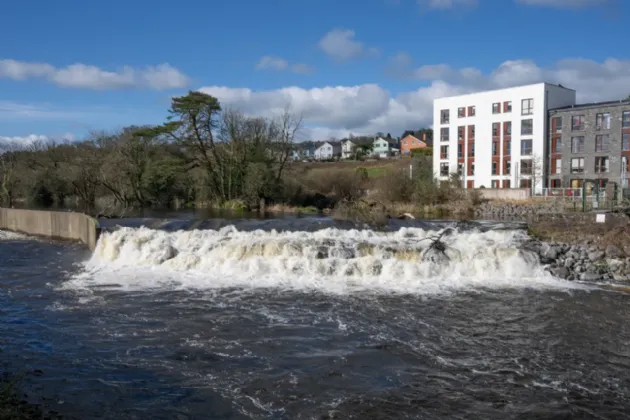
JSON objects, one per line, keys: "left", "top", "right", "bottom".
{"left": 0, "top": 91, "right": 475, "bottom": 220}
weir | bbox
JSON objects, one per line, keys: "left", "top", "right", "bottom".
{"left": 0, "top": 208, "right": 101, "bottom": 250}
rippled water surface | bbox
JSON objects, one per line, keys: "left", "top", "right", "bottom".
{"left": 2, "top": 221, "right": 630, "bottom": 419}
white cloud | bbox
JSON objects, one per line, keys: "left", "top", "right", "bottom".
{"left": 0, "top": 101, "right": 89, "bottom": 120}
{"left": 0, "top": 59, "right": 189, "bottom": 90}
{"left": 515, "top": 0, "right": 608, "bottom": 8}
{"left": 418, "top": 0, "right": 478, "bottom": 8}
{"left": 255, "top": 56, "right": 314, "bottom": 74}
{"left": 198, "top": 57, "right": 630, "bottom": 140}
{"left": 0, "top": 133, "right": 75, "bottom": 151}
{"left": 318, "top": 29, "right": 379, "bottom": 61}
{"left": 256, "top": 56, "right": 289, "bottom": 71}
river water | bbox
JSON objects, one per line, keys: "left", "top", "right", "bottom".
{"left": 1, "top": 218, "right": 630, "bottom": 419}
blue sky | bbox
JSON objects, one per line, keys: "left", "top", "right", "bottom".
{"left": 1, "top": 0, "right": 628, "bottom": 143}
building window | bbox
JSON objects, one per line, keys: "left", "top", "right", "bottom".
{"left": 492, "top": 142, "right": 498, "bottom": 156}
{"left": 504, "top": 121, "right": 512, "bottom": 135}
{"left": 441, "top": 109, "right": 450, "bottom": 124}
{"left": 595, "top": 156, "right": 610, "bottom": 173}
{"left": 470, "top": 125, "right": 475, "bottom": 138}
{"left": 505, "top": 141, "right": 511, "bottom": 156}
{"left": 571, "top": 136, "right": 585, "bottom": 153}
{"left": 505, "top": 160, "right": 511, "bottom": 174}
{"left": 440, "top": 145, "right": 449, "bottom": 159}
{"left": 520, "top": 159, "right": 532, "bottom": 175}
{"left": 469, "top": 143, "right": 475, "bottom": 157}
{"left": 492, "top": 103, "right": 501, "bottom": 114}
{"left": 492, "top": 122, "right": 500, "bottom": 137}
{"left": 440, "top": 127, "right": 449, "bottom": 141}
{"left": 521, "top": 119, "right": 533, "bottom": 135}
{"left": 623, "top": 111, "right": 630, "bottom": 128}
{"left": 571, "top": 157, "right": 585, "bottom": 173}
{"left": 596, "top": 113, "right": 611, "bottom": 130}
{"left": 492, "top": 161, "right": 498, "bottom": 175}
{"left": 491, "top": 180, "right": 499, "bottom": 188}
{"left": 521, "top": 139, "right": 532, "bottom": 156}
{"left": 504, "top": 101, "right": 512, "bottom": 113}
{"left": 440, "top": 163, "right": 449, "bottom": 176}
{"left": 521, "top": 98, "right": 533, "bottom": 115}
{"left": 458, "top": 107, "right": 465, "bottom": 118}
{"left": 571, "top": 115, "right": 585, "bottom": 131}
{"left": 457, "top": 163, "right": 464, "bottom": 175}
{"left": 552, "top": 116, "right": 562, "bottom": 133}
{"left": 552, "top": 158, "right": 561, "bottom": 174}
{"left": 551, "top": 138, "right": 562, "bottom": 154}
{"left": 458, "top": 143, "right": 463, "bottom": 158}
{"left": 469, "top": 162, "right": 475, "bottom": 176}
{"left": 623, "top": 133, "right": 629, "bottom": 151}
{"left": 551, "top": 179, "right": 562, "bottom": 188}
{"left": 571, "top": 179, "right": 584, "bottom": 188}
{"left": 458, "top": 126, "right": 464, "bottom": 140}
{"left": 595, "top": 135, "right": 610, "bottom": 152}
{"left": 468, "top": 106, "right": 476, "bottom": 117}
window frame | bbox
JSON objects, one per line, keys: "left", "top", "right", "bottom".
{"left": 521, "top": 119, "right": 533, "bottom": 136}
{"left": 521, "top": 98, "right": 533, "bottom": 116}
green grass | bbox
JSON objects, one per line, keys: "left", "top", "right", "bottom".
{"left": 365, "top": 167, "right": 388, "bottom": 178}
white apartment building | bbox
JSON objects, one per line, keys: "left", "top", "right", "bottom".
{"left": 433, "top": 83, "right": 576, "bottom": 191}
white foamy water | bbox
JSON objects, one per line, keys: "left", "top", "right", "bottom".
{"left": 0, "top": 230, "right": 28, "bottom": 240}
{"left": 63, "top": 225, "right": 584, "bottom": 295}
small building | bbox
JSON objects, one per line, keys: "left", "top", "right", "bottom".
{"left": 292, "top": 141, "right": 317, "bottom": 160}
{"left": 341, "top": 137, "right": 374, "bottom": 159}
{"left": 314, "top": 141, "right": 342, "bottom": 160}
{"left": 547, "top": 99, "right": 630, "bottom": 191}
{"left": 400, "top": 133, "right": 430, "bottom": 155}
{"left": 372, "top": 137, "right": 399, "bottom": 158}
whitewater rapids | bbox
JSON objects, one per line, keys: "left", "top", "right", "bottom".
{"left": 64, "top": 225, "right": 581, "bottom": 294}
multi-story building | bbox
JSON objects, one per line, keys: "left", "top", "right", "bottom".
{"left": 547, "top": 100, "right": 630, "bottom": 191}
{"left": 433, "top": 83, "right": 576, "bottom": 190}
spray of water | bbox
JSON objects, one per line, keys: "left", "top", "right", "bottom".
{"left": 62, "top": 225, "right": 583, "bottom": 295}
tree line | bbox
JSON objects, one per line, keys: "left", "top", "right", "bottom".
{"left": 0, "top": 91, "right": 302, "bottom": 215}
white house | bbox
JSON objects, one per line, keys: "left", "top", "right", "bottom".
{"left": 314, "top": 141, "right": 341, "bottom": 160}
{"left": 341, "top": 138, "right": 373, "bottom": 159}
{"left": 372, "top": 137, "right": 399, "bottom": 158}
{"left": 433, "top": 82, "right": 576, "bottom": 191}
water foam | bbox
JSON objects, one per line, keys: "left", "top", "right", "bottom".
{"left": 62, "top": 225, "right": 583, "bottom": 295}
{"left": 0, "top": 230, "right": 28, "bottom": 240}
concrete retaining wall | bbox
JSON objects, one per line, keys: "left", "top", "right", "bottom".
{"left": 0, "top": 208, "right": 100, "bottom": 250}
{"left": 475, "top": 188, "right": 531, "bottom": 201}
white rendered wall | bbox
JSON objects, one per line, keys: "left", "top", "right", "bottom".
{"left": 433, "top": 83, "right": 576, "bottom": 190}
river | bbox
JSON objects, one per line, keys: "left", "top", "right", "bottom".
{"left": 1, "top": 217, "right": 630, "bottom": 419}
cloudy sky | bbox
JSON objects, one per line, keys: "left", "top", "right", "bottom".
{"left": 1, "top": 0, "right": 628, "bottom": 144}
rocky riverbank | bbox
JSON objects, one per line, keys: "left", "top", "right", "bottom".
{"left": 474, "top": 200, "right": 572, "bottom": 219}
{"left": 526, "top": 239, "right": 630, "bottom": 282}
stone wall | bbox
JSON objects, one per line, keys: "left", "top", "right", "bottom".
{"left": 0, "top": 208, "right": 100, "bottom": 250}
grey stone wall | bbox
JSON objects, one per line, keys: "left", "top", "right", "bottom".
{"left": 548, "top": 101, "right": 630, "bottom": 188}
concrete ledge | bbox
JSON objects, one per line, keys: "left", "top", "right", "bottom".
{"left": 0, "top": 208, "right": 100, "bottom": 250}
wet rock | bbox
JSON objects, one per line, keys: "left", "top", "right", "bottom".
{"left": 551, "top": 266, "right": 570, "bottom": 279}
{"left": 588, "top": 251, "right": 605, "bottom": 262}
{"left": 605, "top": 244, "right": 625, "bottom": 259}
{"left": 564, "top": 258, "right": 575, "bottom": 269}
{"left": 580, "top": 271, "right": 601, "bottom": 281}
{"left": 540, "top": 243, "right": 559, "bottom": 261}
{"left": 613, "top": 273, "right": 629, "bottom": 282}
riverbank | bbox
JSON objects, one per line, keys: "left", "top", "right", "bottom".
{"left": 524, "top": 212, "right": 630, "bottom": 281}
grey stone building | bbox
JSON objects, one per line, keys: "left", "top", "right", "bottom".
{"left": 547, "top": 99, "right": 630, "bottom": 191}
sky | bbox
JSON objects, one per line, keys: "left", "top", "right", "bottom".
{"left": 1, "top": 0, "right": 628, "bottom": 145}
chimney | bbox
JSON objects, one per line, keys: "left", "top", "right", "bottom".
{"left": 422, "top": 133, "right": 427, "bottom": 141}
